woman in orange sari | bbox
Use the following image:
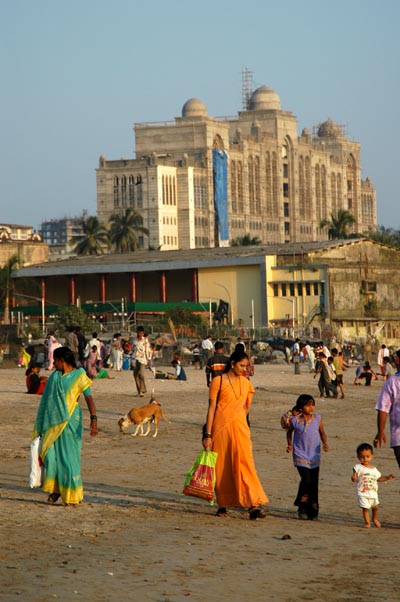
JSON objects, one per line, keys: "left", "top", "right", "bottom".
{"left": 202, "top": 349, "right": 268, "bottom": 519}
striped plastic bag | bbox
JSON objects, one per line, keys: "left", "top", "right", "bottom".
{"left": 183, "top": 450, "right": 218, "bottom": 504}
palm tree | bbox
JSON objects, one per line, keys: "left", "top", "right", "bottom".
{"left": 0, "top": 255, "right": 19, "bottom": 324}
{"left": 109, "top": 209, "right": 149, "bottom": 253}
{"left": 73, "top": 216, "right": 110, "bottom": 256}
{"left": 231, "top": 233, "right": 261, "bottom": 246}
{"left": 319, "top": 209, "right": 356, "bottom": 240}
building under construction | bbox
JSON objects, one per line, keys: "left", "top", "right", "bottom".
{"left": 96, "top": 81, "right": 376, "bottom": 250}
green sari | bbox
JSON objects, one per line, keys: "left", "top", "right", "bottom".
{"left": 32, "top": 368, "right": 92, "bottom": 504}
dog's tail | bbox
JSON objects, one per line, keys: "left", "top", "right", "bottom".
{"left": 160, "top": 409, "right": 171, "bottom": 424}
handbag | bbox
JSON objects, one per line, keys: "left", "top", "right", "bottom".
{"left": 183, "top": 450, "right": 218, "bottom": 504}
{"left": 29, "top": 436, "right": 44, "bottom": 488}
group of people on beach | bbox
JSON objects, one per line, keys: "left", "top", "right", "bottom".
{"left": 28, "top": 333, "right": 399, "bottom": 528}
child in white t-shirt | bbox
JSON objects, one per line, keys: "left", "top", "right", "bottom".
{"left": 351, "top": 442, "right": 395, "bottom": 528}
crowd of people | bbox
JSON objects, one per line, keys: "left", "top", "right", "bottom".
{"left": 25, "top": 329, "right": 400, "bottom": 523}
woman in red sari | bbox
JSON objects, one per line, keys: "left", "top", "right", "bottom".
{"left": 202, "top": 349, "right": 268, "bottom": 519}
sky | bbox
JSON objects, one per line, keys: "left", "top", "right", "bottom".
{"left": 1, "top": 0, "right": 399, "bottom": 230}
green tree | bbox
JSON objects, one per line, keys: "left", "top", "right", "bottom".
{"left": 365, "top": 225, "right": 400, "bottom": 248}
{"left": 231, "top": 234, "right": 261, "bottom": 246}
{"left": 54, "top": 306, "right": 96, "bottom": 337}
{"left": 0, "top": 255, "right": 19, "bottom": 324}
{"left": 73, "top": 216, "right": 110, "bottom": 256}
{"left": 109, "top": 209, "right": 149, "bottom": 253}
{"left": 319, "top": 209, "right": 356, "bottom": 240}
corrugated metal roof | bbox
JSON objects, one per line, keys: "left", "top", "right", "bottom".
{"left": 13, "top": 238, "right": 373, "bottom": 278}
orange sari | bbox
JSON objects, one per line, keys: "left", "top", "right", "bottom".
{"left": 209, "top": 375, "right": 268, "bottom": 509}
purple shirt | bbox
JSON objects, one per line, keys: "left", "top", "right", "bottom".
{"left": 290, "top": 413, "right": 321, "bottom": 469}
{"left": 375, "top": 373, "right": 400, "bottom": 447}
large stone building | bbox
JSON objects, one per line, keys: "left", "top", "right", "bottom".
{"left": 40, "top": 214, "right": 86, "bottom": 257}
{"left": 96, "top": 85, "right": 376, "bottom": 250}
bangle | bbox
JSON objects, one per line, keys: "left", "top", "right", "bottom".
{"left": 203, "top": 433, "right": 212, "bottom": 439}
{"left": 90, "top": 414, "right": 97, "bottom": 421}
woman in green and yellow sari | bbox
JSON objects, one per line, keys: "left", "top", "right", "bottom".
{"left": 32, "top": 346, "right": 98, "bottom": 505}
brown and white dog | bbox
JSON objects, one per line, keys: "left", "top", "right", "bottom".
{"left": 118, "top": 393, "right": 171, "bottom": 438}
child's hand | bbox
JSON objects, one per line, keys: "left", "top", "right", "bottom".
{"left": 322, "top": 442, "right": 329, "bottom": 452}
{"left": 286, "top": 443, "right": 293, "bottom": 453}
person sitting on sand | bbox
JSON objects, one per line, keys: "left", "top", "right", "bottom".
{"left": 26, "top": 363, "right": 48, "bottom": 395}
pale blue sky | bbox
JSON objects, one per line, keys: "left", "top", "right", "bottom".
{"left": 1, "top": 0, "right": 399, "bottom": 229}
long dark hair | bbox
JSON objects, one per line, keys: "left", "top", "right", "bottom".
{"left": 224, "top": 349, "right": 249, "bottom": 373}
{"left": 53, "top": 346, "right": 77, "bottom": 368}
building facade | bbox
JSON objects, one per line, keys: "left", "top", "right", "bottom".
{"left": 96, "top": 86, "right": 376, "bottom": 250}
{"left": 13, "top": 239, "right": 400, "bottom": 345}
{"left": 40, "top": 215, "right": 86, "bottom": 257}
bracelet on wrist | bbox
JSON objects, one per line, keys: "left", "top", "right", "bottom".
{"left": 203, "top": 433, "right": 212, "bottom": 439}
{"left": 90, "top": 414, "right": 97, "bottom": 421}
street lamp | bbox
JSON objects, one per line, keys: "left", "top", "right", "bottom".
{"left": 267, "top": 296, "right": 295, "bottom": 336}
{"left": 13, "top": 292, "right": 46, "bottom": 336}
{"left": 213, "top": 282, "right": 233, "bottom": 326}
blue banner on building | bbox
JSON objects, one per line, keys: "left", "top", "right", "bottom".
{"left": 213, "top": 148, "right": 229, "bottom": 244}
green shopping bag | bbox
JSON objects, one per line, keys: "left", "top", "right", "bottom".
{"left": 183, "top": 450, "right": 218, "bottom": 504}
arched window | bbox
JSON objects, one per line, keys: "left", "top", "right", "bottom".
{"left": 330, "top": 172, "right": 337, "bottom": 215}
{"left": 299, "top": 156, "right": 305, "bottom": 216}
{"left": 321, "top": 165, "right": 327, "bottom": 220}
{"left": 248, "top": 155, "right": 255, "bottom": 214}
{"left": 305, "top": 156, "right": 311, "bottom": 219}
{"left": 237, "top": 161, "right": 243, "bottom": 213}
{"left": 315, "top": 164, "right": 321, "bottom": 221}
{"left": 346, "top": 155, "right": 357, "bottom": 212}
{"left": 121, "top": 176, "right": 127, "bottom": 208}
{"left": 129, "top": 175, "right": 135, "bottom": 207}
{"left": 272, "top": 152, "right": 279, "bottom": 215}
{"left": 265, "top": 152, "right": 272, "bottom": 216}
{"left": 113, "top": 176, "right": 119, "bottom": 208}
{"left": 337, "top": 174, "right": 342, "bottom": 210}
{"left": 136, "top": 174, "right": 143, "bottom": 208}
{"left": 255, "top": 156, "right": 261, "bottom": 213}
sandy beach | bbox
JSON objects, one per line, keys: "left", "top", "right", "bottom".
{"left": 1, "top": 361, "right": 399, "bottom": 601}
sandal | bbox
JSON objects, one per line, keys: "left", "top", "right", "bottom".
{"left": 249, "top": 507, "right": 267, "bottom": 520}
{"left": 216, "top": 507, "right": 228, "bottom": 517}
{"left": 47, "top": 493, "right": 60, "bottom": 505}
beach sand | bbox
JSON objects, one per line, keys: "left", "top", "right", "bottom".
{"left": 1, "top": 362, "right": 399, "bottom": 601}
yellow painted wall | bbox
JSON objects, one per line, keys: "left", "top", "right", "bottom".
{"left": 198, "top": 265, "right": 261, "bottom": 327}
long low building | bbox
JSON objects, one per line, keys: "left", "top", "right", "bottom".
{"left": 12, "top": 239, "right": 400, "bottom": 344}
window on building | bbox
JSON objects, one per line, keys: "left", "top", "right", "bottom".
{"left": 283, "top": 183, "right": 289, "bottom": 198}
{"left": 284, "top": 222, "right": 290, "bottom": 235}
{"left": 305, "top": 283, "right": 311, "bottom": 296}
{"left": 289, "top": 283, "right": 295, "bottom": 296}
{"left": 297, "top": 283, "right": 303, "bottom": 296}
{"left": 281, "top": 283, "right": 287, "bottom": 296}
{"left": 129, "top": 175, "right": 135, "bottom": 207}
{"left": 283, "top": 163, "right": 288, "bottom": 179}
{"left": 313, "top": 282, "right": 319, "bottom": 296}
{"left": 284, "top": 202, "right": 289, "bottom": 217}
{"left": 113, "top": 176, "right": 119, "bottom": 208}
{"left": 137, "top": 175, "right": 143, "bottom": 208}
{"left": 273, "top": 284, "right": 279, "bottom": 297}
{"left": 361, "top": 280, "right": 377, "bottom": 293}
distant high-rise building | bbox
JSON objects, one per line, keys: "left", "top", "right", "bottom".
{"left": 96, "top": 85, "right": 376, "bottom": 250}
{"left": 40, "top": 214, "right": 86, "bottom": 256}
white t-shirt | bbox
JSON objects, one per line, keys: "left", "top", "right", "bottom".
{"left": 353, "top": 463, "right": 381, "bottom": 498}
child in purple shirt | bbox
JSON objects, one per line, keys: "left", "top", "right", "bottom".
{"left": 286, "top": 394, "right": 329, "bottom": 520}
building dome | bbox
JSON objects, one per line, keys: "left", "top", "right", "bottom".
{"left": 318, "top": 118, "right": 341, "bottom": 138}
{"left": 249, "top": 85, "right": 281, "bottom": 111}
{"left": 182, "top": 98, "right": 207, "bottom": 118}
